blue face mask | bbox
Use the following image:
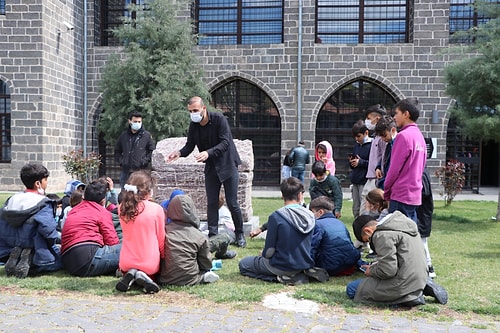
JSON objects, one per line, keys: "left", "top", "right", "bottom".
{"left": 190, "top": 112, "right": 203, "bottom": 123}
{"left": 130, "top": 122, "right": 142, "bottom": 131}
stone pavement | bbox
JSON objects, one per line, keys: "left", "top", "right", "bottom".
{"left": 0, "top": 292, "right": 499, "bottom": 333}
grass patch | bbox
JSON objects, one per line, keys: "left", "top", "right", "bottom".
{"left": 0, "top": 193, "right": 499, "bottom": 321}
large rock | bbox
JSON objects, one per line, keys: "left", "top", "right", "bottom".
{"left": 152, "top": 137, "right": 254, "bottom": 225}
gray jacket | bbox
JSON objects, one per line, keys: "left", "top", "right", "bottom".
{"left": 158, "top": 195, "right": 212, "bottom": 286}
{"left": 353, "top": 211, "right": 428, "bottom": 305}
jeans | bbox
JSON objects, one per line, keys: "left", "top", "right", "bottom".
{"left": 205, "top": 166, "right": 243, "bottom": 237}
{"left": 291, "top": 169, "right": 305, "bottom": 182}
{"left": 239, "top": 256, "right": 278, "bottom": 282}
{"left": 120, "top": 170, "right": 131, "bottom": 190}
{"left": 85, "top": 244, "right": 121, "bottom": 277}
{"left": 389, "top": 200, "right": 418, "bottom": 222}
{"left": 346, "top": 278, "right": 363, "bottom": 299}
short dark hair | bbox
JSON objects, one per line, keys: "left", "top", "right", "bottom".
{"left": 375, "top": 115, "right": 397, "bottom": 136}
{"left": 311, "top": 160, "right": 327, "bottom": 177}
{"left": 309, "top": 196, "right": 334, "bottom": 212}
{"left": 394, "top": 98, "right": 420, "bottom": 121}
{"left": 20, "top": 163, "right": 50, "bottom": 189}
{"left": 351, "top": 120, "right": 368, "bottom": 136}
{"left": 352, "top": 215, "right": 376, "bottom": 242}
{"left": 280, "top": 177, "right": 304, "bottom": 202}
{"left": 128, "top": 110, "right": 142, "bottom": 120}
{"left": 364, "top": 104, "right": 386, "bottom": 118}
{"left": 83, "top": 180, "right": 107, "bottom": 203}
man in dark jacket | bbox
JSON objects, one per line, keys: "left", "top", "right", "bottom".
{"left": 166, "top": 96, "right": 246, "bottom": 248}
{"left": 0, "top": 163, "right": 62, "bottom": 278}
{"left": 114, "top": 110, "right": 156, "bottom": 189}
{"left": 239, "top": 177, "right": 328, "bottom": 285}
{"left": 289, "top": 141, "right": 310, "bottom": 182}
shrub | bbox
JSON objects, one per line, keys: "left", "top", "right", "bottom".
{"left": 62, "top": 149, "right": 102, "bottom": 183}
{"left": 435, "top": 159, "right": 465, "bottom": 206}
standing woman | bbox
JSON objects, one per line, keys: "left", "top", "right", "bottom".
{"left": 116, "top": 171, "right": 165, "bottom": 294}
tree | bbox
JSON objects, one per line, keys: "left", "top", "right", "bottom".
{"left": 98, "top": 0, "right": 210, "bottom": 143}
{"left": 444, "top": 0, "right": 500, "bottom": 220}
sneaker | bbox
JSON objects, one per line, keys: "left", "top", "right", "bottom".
{"left": 277, "top": 272, "right": 309, "bottom": 286}
{"left": 14, "top": 248, "right": 32, "bottom": 279}
{"left": 395, "top": 294, "right": 426, "bottom": 308}
{"left": 134, "top": 270, "right": 160, "bottom": 294}
{"left": 428, "top": 265, "right": 436, "bottom": 278}
{"left": 115, "top": 269, "right": 137, "bottom": 292}
{"left": 202, "top": 271, "right": 220, "bottom": 283}
{"left": 423, "top": 277, "right": 448, "bottom": 304}
{"left": 4, "top": 246, "right": 22, "bottom": 277}
{"left": 236, "top": 233, "right": 247, "bottom": 248}
{"left": 215, "top": 250, "right": 237, "bottom": 260}
{"left": 303, "top": 267, "right": 329, "bottom": 282}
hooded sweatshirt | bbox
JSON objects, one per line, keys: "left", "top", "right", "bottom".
{"left": 159, "top": 195, "right": 212, "bottom": 286}
{"left": 262, "top": 204, "right": 315, "bottom": 272}
{"left": 353, "top": 211, "right": 428, "bottom": 305}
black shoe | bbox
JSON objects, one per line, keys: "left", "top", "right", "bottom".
{"left": 236, "top": 233, "right": 247, "bottom": 248}
{"left": 14, "top": 248, "right": 32, "bottom": 279}
{"left": 115, "top": 269, "right": 137, "bottom": 292}
{"left": 4, "top": 246, "right": 22, "bottom": 277}
{"left": 135, "top": 270, "right": 160, "bottom": 294}
{"left": 423, "top": 277, "right": 448, "bottom": 304}
{"left": 215, "top": 250, "right": 237, "bottom": 260}
{"left": 304, "top": 267, "right": 329, "bottom": 282}
{"left": 277, "top": 272, "right": 309, "bottom": 286}
{"left": 396, "top": 294, "right": 426, "bottom": 308}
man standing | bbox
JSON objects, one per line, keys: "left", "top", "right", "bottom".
{"left": 383, "top": 98, "right": 427, "bottom": 221}
{"left": 114, "top": 110, "right": 156, "bottom": 189}
{"left": 165, "top": 96, "right": 246, "bottom": 248}
{"left": 289, "top": 141, "right": 310, "bottom": 183}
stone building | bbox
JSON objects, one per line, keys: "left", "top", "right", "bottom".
{"left": 0, "top": 0, "right": 497, "bottom": 191}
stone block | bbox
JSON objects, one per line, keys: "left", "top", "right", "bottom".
{"left": 152, "top": 137, "right": 254, "bottom": 224}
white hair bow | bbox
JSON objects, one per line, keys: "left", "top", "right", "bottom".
{"left": 124, "top": 184, "right": 138, "bottom": 194}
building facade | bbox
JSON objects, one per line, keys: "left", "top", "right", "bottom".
{"left": 0, "top": 0, "right": 497, "bottom": 190}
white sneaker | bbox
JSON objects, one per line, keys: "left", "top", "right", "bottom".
{"left": 428, "top": 266, "right": 437, "bottom": 278}
{"left": 202, "top": 271, "right": 219, "bottom": 283}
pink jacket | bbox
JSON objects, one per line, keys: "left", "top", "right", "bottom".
{"left": 119, "top": 200, "right": 165, "bottom": 275}
{"left": 383, "top": 123, "right": 427, "bottom": 206}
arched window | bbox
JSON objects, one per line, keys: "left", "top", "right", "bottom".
{"left": 211, "top": 79, "right": 281, "bottom": 185}
{"left": 0, "top": 80, "right": 11, "bottom": 162}
{"left": 316, "top": 79, "right": 397, "bottom": 184}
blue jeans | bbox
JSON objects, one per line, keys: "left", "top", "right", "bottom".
{"left": 120, "top": 170, "right": 131, "bottom": 190}
{"left": 205, "top": 166, "right": 243, "bottom": 237}
{"left": 346, "top": 278, "right": 363, "bottom": 299}
{"left": 85, "top": 244, "right": 121, "bottom": 277}
{"left": 291, "top": 169, "right": 305, "bottom": 182}
{"left": 239, "top": 256, "right": 277, "bottom": 282}
{"left": 389, "top": 200, "right": 418, "bottom": 223}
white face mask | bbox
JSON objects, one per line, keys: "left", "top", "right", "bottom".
{"left": 190, "top": 111, "right": 203, "bottom": 123}
{"left": 37, "top": 187, "right": 45, "bottom": 195}
{"left": 365, "top": 119, "right": 375, "bottom": 131}
{"left": 130, "top": 122, "right": 142, "bottom": 131}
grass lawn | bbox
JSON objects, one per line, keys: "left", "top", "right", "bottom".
{"left": 0, "top": 193, "right": 499, "bottom": 321}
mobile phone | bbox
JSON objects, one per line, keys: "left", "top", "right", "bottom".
{"left": 348, "top": 153, "right": 355, "bottom": 159}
